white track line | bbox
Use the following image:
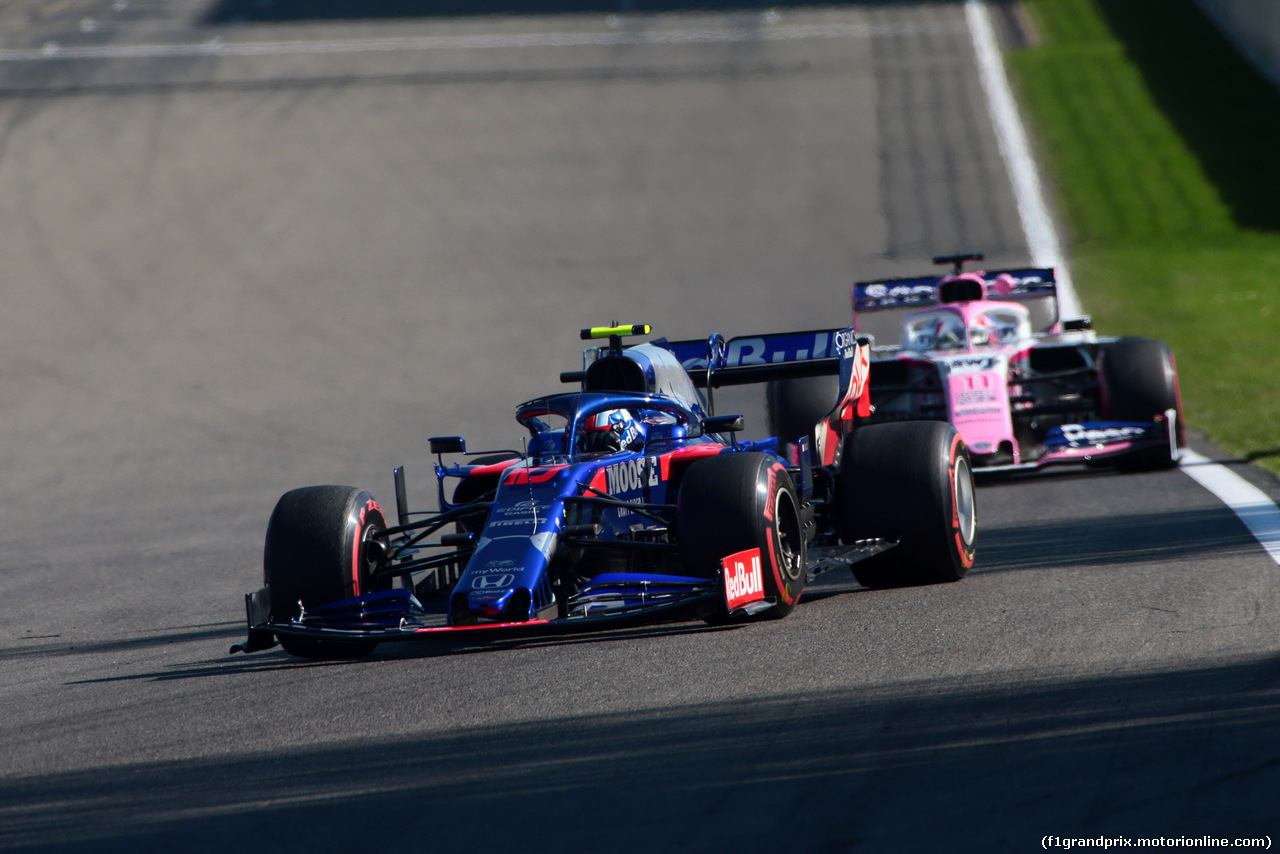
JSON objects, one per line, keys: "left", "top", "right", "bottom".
{"left": 0, "top": 21, "right": 962, "bottom": 63}
{"left": 965, "top": 0, "right": 1081, "bottom": 319}
{"left": 1180, "top": 451, "right": 1280, "bottom": 564}
{"left": 966, "top": 0, "right": 1280, "bottom": 565}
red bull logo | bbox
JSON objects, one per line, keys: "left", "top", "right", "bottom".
{"left": 722, "top": 548, "right": 765, "bottom": 610}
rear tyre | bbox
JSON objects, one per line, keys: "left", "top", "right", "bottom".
{"left": 766, "top": 375, "right": 840, "bottom": 445}
{"left": 264, "top": 485, "right": 387, "bottom": 659}
{"left": 677, "top": 452, "right": 807, "bottom": 619}
{"left": 838, "top": 421, "right": 976, "bottom": 589}
{"left": 1100, "top": 336, "right": 1183, "bottom": 471}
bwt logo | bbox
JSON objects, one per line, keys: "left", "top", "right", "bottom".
{"left": 946, "top": 356, "right": 995, "bottom": 371}
{"left": 471, "top": 574, "right": 515, "bottom": 590}
{"left": 863, "top": 283, "right": 933, "bottom": 301}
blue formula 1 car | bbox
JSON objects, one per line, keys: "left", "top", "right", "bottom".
{"left": 232, "top": 324, "right": 978, "bottom": 660}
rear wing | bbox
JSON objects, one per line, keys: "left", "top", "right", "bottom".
{"left": 853, "top": 267, "right": 1060, "bottom": 346}
{"left": 661, "top": 328, "right": 852, "bottom": 386}
{"left": 659, "top": 328, "right": 870, "bottom": 466}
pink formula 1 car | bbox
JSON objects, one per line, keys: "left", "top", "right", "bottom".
{"left": 766, "top": 253, "right": 1184, "bottom": 473}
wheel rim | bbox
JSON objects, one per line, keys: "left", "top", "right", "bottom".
{"left": 360, "top": 522, "right": 387, "bottom": 591}
{"left": 774, "top": 486, "right": 804, "bottom": 582}
{"left": 953, "top": 455, "right": 976, "bottom": 546}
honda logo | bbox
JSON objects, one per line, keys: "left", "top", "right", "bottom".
{"left": 471, "top": 574, "right": 515, "bottom": 590}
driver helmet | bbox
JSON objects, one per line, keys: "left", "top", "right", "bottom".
{"left": 578, "top": 409, "right": 647, "bottom": 456}
{"left": 970, "top": 313, "right": 1002, "bottom": 347}
{"left": 933, "top": 316, "right": 964, "bottom": 350}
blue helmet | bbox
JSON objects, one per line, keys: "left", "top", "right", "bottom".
{"left": 578, "top": 409, "right": 647, "bottom": 456}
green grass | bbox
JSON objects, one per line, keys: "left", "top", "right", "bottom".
{"left": 1006, "top": 0, "right": 1280, "bottom": 472}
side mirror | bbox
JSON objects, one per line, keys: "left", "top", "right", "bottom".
{"left": 703, "top": 414, "right": 745, "bottom": 434}
{"left": 428, "top": 436, "right": 466, "bottom": 455}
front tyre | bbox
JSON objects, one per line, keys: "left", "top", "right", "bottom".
{"left": 263, "top": 485, "right": 387, "bottom": 659}
{"left": 838, "top": 421, "right": 976, "bottom": 589}
{"left": 677, "top": 453, "right": 807, "bottom": 619}
{"left": 1100, "top": 336, "right": 1183, "bottom": 471}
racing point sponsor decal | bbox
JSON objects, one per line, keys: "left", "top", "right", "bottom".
{"left": 857, "top": 280, "right": 936, "bottom": 308}
{"left": 723, "top": 548, "right": 765, "bottom": 610}
{"left": 956, "top": 389, "right": 998, "bottom": 406}
{"left": 1051, "top": 423, "right": 1152, "bottom": 448}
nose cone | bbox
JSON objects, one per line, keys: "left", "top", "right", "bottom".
{"left": 452, "top": 586, "right": 532, "bottom": 625}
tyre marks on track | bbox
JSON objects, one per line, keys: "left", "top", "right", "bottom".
{"left": 0, "top": 20, "right": 966, "bottom": 64}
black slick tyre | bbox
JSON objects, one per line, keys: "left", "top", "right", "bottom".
{"left": 766, "top": 375, "right": 840, "bottom": 445}
{"left": 838, "top": 421, "right": 976, "bottom": 589}
{"left": 676, "top": 452, "right": 807, "bottom": 619}
{"left": 1099, "top": 336, "right": 1183, "bottom": 471}
{"left": 263, "top": 485, "right": 387, "bottom": 659}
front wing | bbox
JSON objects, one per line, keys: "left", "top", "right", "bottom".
{"left": 980, "top": 410, "right": 1182, "bottom": 473}
{"left": 231, "top": 539, "right": 897, "bottom": 654}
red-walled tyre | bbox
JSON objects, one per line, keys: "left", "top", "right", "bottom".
{"left": 264, "top": 485, "right": 387, "bottom": 659}
{"left": 838, "top": 421, "right": 976, "bottom": 589}
{"left": 676, "top": 452, "right": 807, "bottom": 619}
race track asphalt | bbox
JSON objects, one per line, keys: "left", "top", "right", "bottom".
{"left": 0, "top": 3, "right": 1277, "bottom": 852}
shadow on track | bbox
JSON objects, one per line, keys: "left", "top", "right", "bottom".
{"left": 204, "top": 0, "right": 967, "bottom": 24}
{"left": 5, "top": 653, "right": 1278, "bottom": 852}
{"left": 978, "top": 505, "right": 1257, "bottom": 574}
{"left": 70, "top": 621, "right": 750, "bottom": 682}
{"left": 0, "top": 623, "right": 246, "bottom": 664}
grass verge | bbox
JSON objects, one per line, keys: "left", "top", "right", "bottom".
{"left": 1005, "top": 0, "right": 1280, "bottom": 473}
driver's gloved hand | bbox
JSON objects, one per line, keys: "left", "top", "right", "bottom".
{"left": 581, "top": 430, "right": 621, "bottom": 455}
